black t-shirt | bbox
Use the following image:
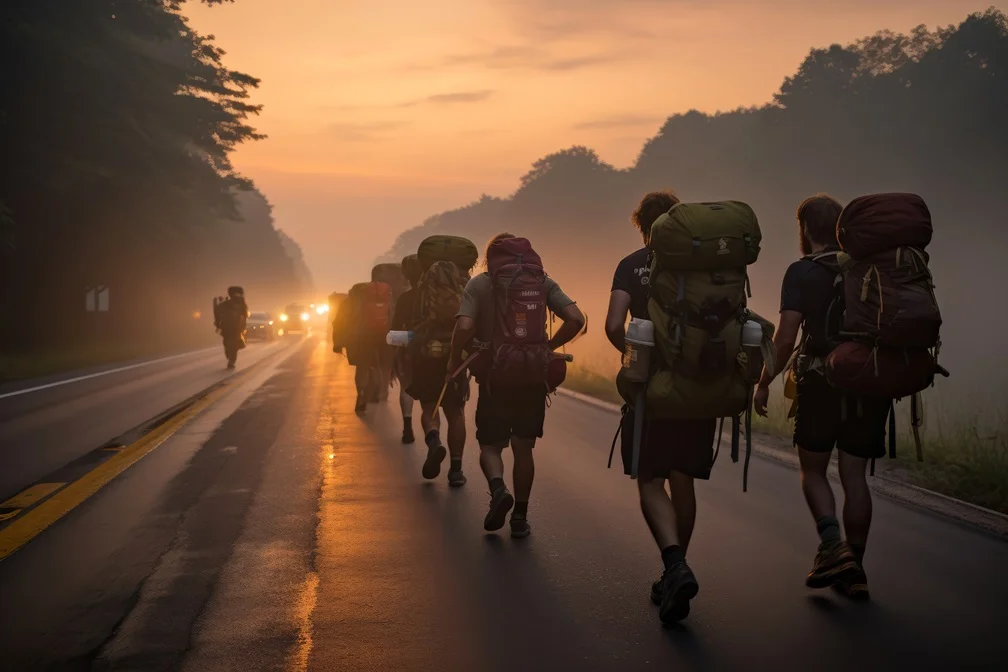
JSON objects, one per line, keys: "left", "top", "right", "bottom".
{"left": 780, "top": 257, "right": 839, "bottom": 356}
{"left": 611, "top": 247, "right": 652, "bottom": 319}
{"left": 391, "top": 287, "right": 420, "bottom": 331}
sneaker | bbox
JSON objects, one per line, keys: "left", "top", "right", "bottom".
{"left": 483, "top": 486, "right": 514, "bottom": 531}
{"left": 510, "top": 514, "right": 531, "bottom": 539}
{"left": 421, "top": 443, "right": 447, "bottom": 480}
{"left": 402, "top": 425, "right": 415, "bottom": 444}
{"left": 806, "top": 540, "right": 859, "bottom": 589}
{"left": 659, "top": 561, "right": 700, "bottom": 624}
{"left": 831, "top": 562, "right": 870, "bottom": 601}
{"left": 447, "top": 469, "right": 467, "bottom": 488}
{"left": 650, "top": 578, "right": 662, "bottom": 606}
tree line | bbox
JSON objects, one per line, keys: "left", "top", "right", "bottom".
{"left": 0, "top": 0, "right": 310, "bottom": 352}
{"left": 381, "top": 8, "right": 1008, "bottom": 406}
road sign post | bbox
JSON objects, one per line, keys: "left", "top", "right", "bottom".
{"left": 86, "top": 285, "right": 109, "bottom": 344}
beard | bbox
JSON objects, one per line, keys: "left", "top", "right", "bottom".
{"left": 799, "top": 228, "right": 813, "bottom": 256}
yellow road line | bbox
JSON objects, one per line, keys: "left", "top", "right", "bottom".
{"left": 0, "top": 389, "right": 222, "bottom": 562}
{"left": 1, "top": 482, "right": 65, "bottom": 510}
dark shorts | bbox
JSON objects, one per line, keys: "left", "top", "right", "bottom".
{"left": 407, "top": 355, "right": 468, "bottom": 409}
{"left": 475, "top": 382, "right": 547, "bottom": 447}
{"left": 793, "top": 374, "right": 890, "bottom": 459}
{"left": 620, "top": 408, "right": 717, "bottom": 481}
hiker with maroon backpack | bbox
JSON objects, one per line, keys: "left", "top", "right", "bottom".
{"left": 334, "top": 280, "right": 394, "bottom": 414}
{"left": 755, "top": 193, "right": 945, "bottom": 600}
{"left": 408, "top": 235, "right": 480, "bottom": 487}
{"left": 450, "top": 233, "right": 584, "bottom": 538}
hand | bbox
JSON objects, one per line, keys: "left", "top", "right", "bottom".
{"left": 754, "top": 384, "right": 770, "bottom": 417}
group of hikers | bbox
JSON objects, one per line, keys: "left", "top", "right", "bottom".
{"left": 332, "top": 190, "right": 945, "bottom": 626}
{"left": 212, "top": 286, "right": 249, "bottom": 369}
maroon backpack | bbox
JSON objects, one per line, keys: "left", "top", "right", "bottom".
{"left": 825, "top": 193, "right": 945, "bottom": 396}
{"left": 483, "top": 237, "right": 553, "bottom": 385}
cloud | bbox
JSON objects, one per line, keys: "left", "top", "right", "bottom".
{"left": 324, "top": 121, "right": 408, "bottom": 142}
{"left": 424, "top": 90, "right": 495, "bottom": 104}
{"left": 326, "top": 89, "right": 496, "bottom": 111}
{"left": 573, "top": 114, "right": 666, "bottom": 130}
{"left": 409, "top": 44, "right": 632, "bottom": 72}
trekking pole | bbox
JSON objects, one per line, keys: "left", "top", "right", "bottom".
{"left": 431, "top": 351, "right": 481, "bottom": 418}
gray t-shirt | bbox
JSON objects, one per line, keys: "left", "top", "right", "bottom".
{"left": 457, "top": 272, "right": 576, "bottom": 342}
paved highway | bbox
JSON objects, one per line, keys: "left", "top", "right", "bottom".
{"left": 0, "top": 340, "right": 285, "bottom": 501}
{"left": 0, "top": 339, "right": 1005, "bottom": 671}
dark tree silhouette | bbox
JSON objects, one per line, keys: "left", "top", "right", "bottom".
{"left": 379, "top": 8, "right": 1008, "bottom": 395}
{"left": 0, "top": 0, "right": 308, "bottom": 351}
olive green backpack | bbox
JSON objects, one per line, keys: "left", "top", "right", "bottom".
{"left": 645, "top": 201, "right": 774, "bottom": 491}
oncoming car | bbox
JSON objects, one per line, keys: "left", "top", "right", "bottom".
{"left": 246, "top": 311, "right": 275, "bottom": 341}
{"left": 279, "top": 303, "right": 310, "bottom": 336}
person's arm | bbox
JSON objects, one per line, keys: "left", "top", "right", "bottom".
{"left": 449, "top": 315, "right": 476, "bottom": 375}
{"left": 449, "top": 278, "right": 480, "bottom": 374}
{"left": 758, "top": 310, "right": 803, "bottom": 386}
{"left": 605, "top": 290, "right": 632, "bottom": 352}
{"left": 548, "top": 302, "right": 585, "bottom": 351}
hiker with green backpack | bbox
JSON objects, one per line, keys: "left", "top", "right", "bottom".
{"left": 606, "top": 191, "right": 772, "bottom": 625}
{"left": 754, "top": 193, "right": 945, "bottom": 601}
{"left": 406, "top": 235, "right": 480, "bottom": 487}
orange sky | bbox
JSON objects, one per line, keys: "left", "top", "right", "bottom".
{"left": 185, "top": 0, "right": 1006, "bottom": 294}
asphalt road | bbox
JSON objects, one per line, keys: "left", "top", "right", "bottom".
{"left": 0, "top": 339, "right": 285, "bottom": 501}
{"left": 1, "top": 339, "right": 1006, "bottom": 671}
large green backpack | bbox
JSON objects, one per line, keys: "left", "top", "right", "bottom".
{"left": 418, "top": 235, "right": 479, "bottom": 273}
{"left": 645, "top": 201, "right": 772, "bottom": 490}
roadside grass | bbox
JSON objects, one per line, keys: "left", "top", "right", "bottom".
{"left": 0, "top": 333, "right": 219, "bottom": 384}
{"left": 561, "top": 364, "right": 1008, "bottom": 515}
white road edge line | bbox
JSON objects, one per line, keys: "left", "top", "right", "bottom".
{"left": 0, "top": 347, "right": 220, "bottom": 401}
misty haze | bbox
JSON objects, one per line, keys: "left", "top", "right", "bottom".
{"left": 1, "top": 2, "right": 1006, "bottom": 671}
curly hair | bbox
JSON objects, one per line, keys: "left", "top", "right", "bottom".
{"left": 631, "top": 190, "right": 680, "bottom": 239}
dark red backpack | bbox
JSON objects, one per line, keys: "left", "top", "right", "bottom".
{"left": 484, "top": 237, "right": 553, "bottom": 385}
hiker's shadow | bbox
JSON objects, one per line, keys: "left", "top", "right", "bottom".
{"left": 661, "top": 621, "right": 708, "bottom": 667}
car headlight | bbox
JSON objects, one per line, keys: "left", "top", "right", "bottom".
{"left": 279, "top": 314, "right": 289, "bottom": 322}
{"left": 268, "top": 320, "right": 274, "bottom": 325}
{"left": 300, "top": 312, "right": 310, "bottom": 321}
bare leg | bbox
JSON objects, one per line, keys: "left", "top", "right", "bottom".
{"left": 837, "top": 452, "right": 872, "bottom": 559}
{"left": 511, "top": 437, "right": 536, "bottom": 504}
{"left": 444, "top": 405, "right": 466, "bottom": 461}
{"left": 667, "top": 470, "right": 698, "bottom": 553}
{"left": 479, "top": 443, "right": 505, "bottom": 484}
{"left": 638, "top": 478, "right": 678, "bottom": 550}
{"left": 798, "top": 447, "right": 835, "bottom": 521}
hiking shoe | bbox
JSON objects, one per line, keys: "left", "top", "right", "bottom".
{"left": 510, "top": 514, "right": 531, "bottom": 539}
{"left": 650, "top": 578, "right": 663, "bottom": 606}
{"left": 447, "top": 469, "right": 467, "bottom": 488}
{"left": 421, "top": 443, "right": 446, "bottom": 480}
{"left": 402, "top": 425, "right": 415, "bottom": 444}
{"left": 483, "top": 486, "right": 514, "bottom": 531}
{"left": 831, "top": 562, "right": 870, "bottom": 601}
{"left": 806, "top": 540, "right": 859, "bottom": 589}
{"left": 659, "top": 561, "right": 700, "bottom": 624}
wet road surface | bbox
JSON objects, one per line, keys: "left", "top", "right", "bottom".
{"left": 1, "top": 339, "right": 1006, "bottom": 671}
{"left": 0, "top": 341, "right": 286, "bottom": 501}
